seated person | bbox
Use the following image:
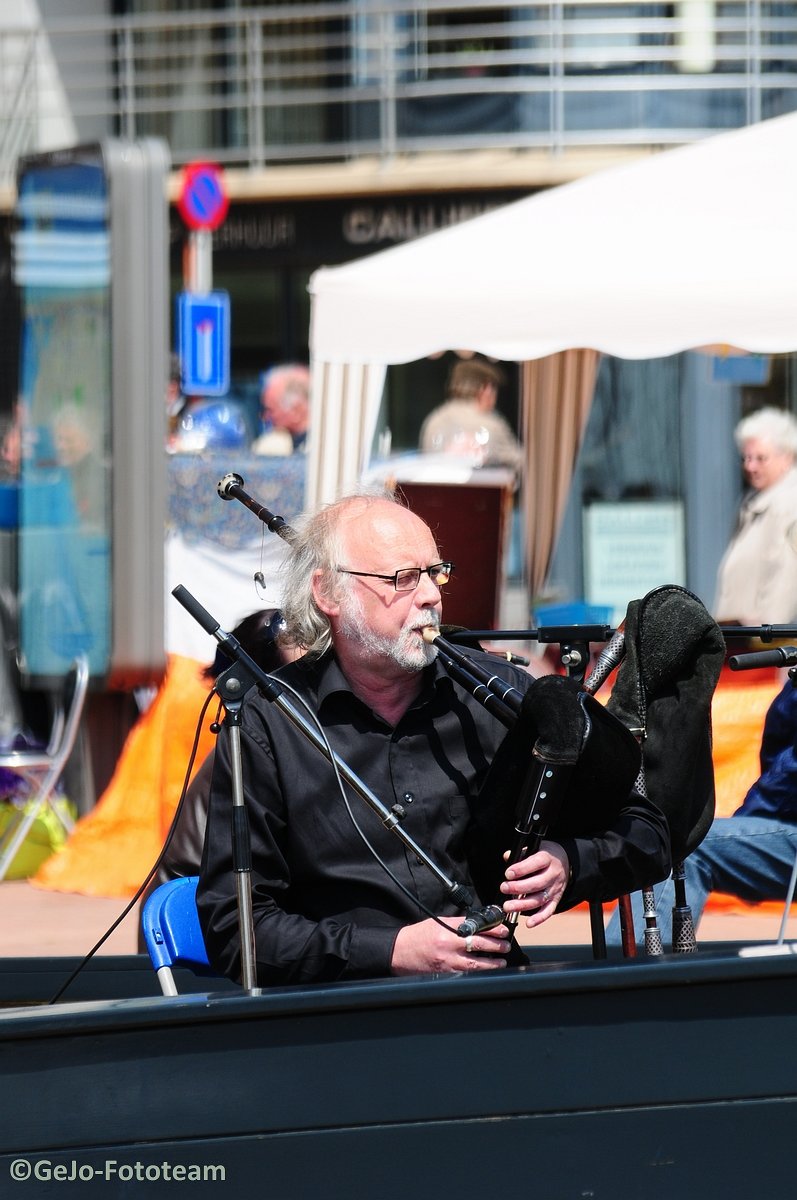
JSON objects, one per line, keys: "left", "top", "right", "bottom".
{"left": 197, "top": 489, "right": 670, "bottom": 986}
{"left": 606, "top": 677, "right": 797, "bottom": 948}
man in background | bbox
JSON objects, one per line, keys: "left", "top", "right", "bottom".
{"left": 252, "top": 364, "right": 310, "bottom": 456}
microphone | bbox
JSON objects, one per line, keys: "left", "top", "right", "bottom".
{"left": 728, "top": 646, "right": 797, "bottom": 670}
{"left": 457, "top": 904, "right": 505, "bottom": 938}
{"left": 217, "top": 471, "right": 243, "bottom": 497}
{"left": 217, "top": 472, "right": 296, "bottom": 542}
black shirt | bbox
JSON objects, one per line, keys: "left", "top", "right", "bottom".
{"left": 197, "top": 649, "right": 669, "bottom": 986}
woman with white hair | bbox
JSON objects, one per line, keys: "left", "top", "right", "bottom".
{"left": 714, "top": 405, "right": 797, "bottom": 625}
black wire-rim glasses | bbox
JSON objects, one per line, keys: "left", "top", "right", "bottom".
{"left": 335, "top": 562, "right": 455, "bottom": 592}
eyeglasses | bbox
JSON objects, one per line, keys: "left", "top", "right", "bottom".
{"left": 336, "top": 562, "right": 455, "bottom": 592}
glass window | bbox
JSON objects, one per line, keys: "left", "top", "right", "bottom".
{"left": 13, "top": 154, "right": 112, "bottom": 681}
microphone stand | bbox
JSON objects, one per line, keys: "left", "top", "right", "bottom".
{"left": 452, "top": 623, "right": 797, "bottom": 688}
{"left": 214, "top": 658, "right": 260, "bottom": 993}
{"left": 729, "top": 645, "right": 797, "bottom": 671}
{"left": 172, "top": 585, "right": 485, "bottom": 961}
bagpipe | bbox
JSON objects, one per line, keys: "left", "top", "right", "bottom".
{"left": 425, "top": 580, "right": 730, "bottom": 958}
{"left": 426, "top": 626, "right": 643, "bottom": 946}
{"left": 211, "top": 476, "right": 758, "bottom": 960}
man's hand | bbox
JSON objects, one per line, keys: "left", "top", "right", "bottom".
{"left": 390, "top": 916, "right": 511, "bottom": 976}
{"left": 499, "top": 840, "right": 570, "bottom": 929}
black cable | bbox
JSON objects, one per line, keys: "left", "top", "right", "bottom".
{"left": 274, "top": 677, "right": 461, "bottom": 936}
{"left": 47, "top": 686, "right": 217, "bottom": 1005}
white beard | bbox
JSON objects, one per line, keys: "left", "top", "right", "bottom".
{"left": 339, "top": 590, "right": 439, "bottom": 672}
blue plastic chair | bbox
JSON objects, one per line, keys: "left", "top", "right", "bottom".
{"left": 141, "top": 875, "right": 213, "bottom": 995}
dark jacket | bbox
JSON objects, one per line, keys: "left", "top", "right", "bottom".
{"left": 736, "top": 681, "right": 797, "bottom": 823}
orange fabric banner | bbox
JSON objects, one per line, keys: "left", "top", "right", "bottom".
{"left": 703, "top": 670, "right": 783, "bottom": 914}
{"left": 32, "top": 655, "right": 218, "bottom": 899}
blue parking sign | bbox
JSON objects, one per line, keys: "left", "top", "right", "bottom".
{"left": 178, "top": 291, "right": 230, "bottom": 396}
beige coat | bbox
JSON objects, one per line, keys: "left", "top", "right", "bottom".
{"left": 419, "top": 399, "right": 524, "bottom": 473}
{"left": 714, "top": 467, "right": 797, "bottom": 624}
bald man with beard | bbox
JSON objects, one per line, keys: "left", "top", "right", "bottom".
{"left": 198, "top": 491, "right": 669, "bottom": 986}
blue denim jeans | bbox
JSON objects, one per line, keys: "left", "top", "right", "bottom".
{"left": 605, "top": 816, "right": 797, "bottom": 949}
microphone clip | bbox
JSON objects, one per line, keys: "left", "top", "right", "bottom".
{"left": 457, "top": 903, "right": 505, "bottom": 938}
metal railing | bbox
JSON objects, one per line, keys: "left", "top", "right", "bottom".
{"left": 1, "top": 1, "right": 797, "bottom": 184}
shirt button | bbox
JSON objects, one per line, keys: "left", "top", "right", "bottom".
{"left": 403, "top": 792, "right": 414, "bottom": 804}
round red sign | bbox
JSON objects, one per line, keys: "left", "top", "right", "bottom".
{"left": 177, "top": 162, "right": 229, "bottom": 231}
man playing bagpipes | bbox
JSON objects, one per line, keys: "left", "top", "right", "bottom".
{"left": 197, "top": 490, "right": 671, "bottom": 986}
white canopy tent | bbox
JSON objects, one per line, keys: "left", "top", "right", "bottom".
{"left": 307, "top": 111, "right": 797, "bottom": 590}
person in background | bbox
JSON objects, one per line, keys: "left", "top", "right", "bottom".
{"left": 197, "top": 489, "right": 670, "bottom": 987}
{"left": 606, "top": 676, "right": 797, "bottom": 948}
{"left": 52, "top": 403, "right": 107, "bottom": 526}
{"left": 251, "top": 364, "right": 310, "bottom": 456}
{"left": 714, "top": 406, "right": 797, "bottom": 625}
{"left": 0, "top": 402, "right": 24, "bottom": 479}
{"left": 165, "top": 353, "right": 189, "bottom": 449}
{"left": 419, "top": 357, "right": 524, "bottom": 474}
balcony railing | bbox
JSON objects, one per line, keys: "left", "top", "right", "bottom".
{"left": 1, "top": 1, "right": 797, "bottom": 183}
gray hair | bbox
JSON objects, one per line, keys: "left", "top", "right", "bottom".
{"left": 280, "top": 485, "right": 400, "bottom": 659}
{"left": 734, "top": 406, "right": 797, "bottom": 458}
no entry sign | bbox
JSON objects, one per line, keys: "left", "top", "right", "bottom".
{"left": 177, "top": 162, "right": 229, "bottom": 231}
{"left": 178, "top": 291, "right": 230, "bottom": 395}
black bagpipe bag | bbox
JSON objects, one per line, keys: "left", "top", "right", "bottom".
{"left": 465, "top": 672, "right": 642, "bottom": 900}
{"left": 606, "top": 584, "right": 725, "bottom": 865}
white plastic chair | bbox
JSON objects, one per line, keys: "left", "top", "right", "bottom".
{"left": 0, "top": 655, "right": 89, "bottom": 882}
